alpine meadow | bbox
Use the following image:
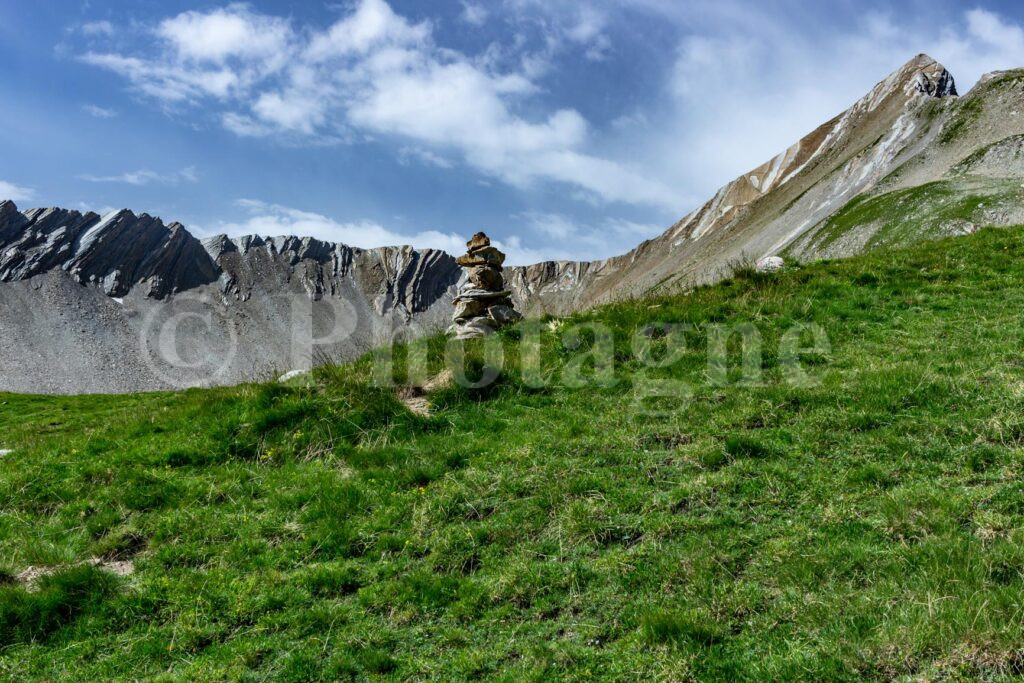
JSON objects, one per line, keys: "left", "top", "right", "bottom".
{"left": 4, "top": 1, "right": 1024, "bottom": 681}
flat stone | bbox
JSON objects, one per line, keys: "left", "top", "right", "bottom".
{"left": 468, "top": 265, "right": 504, "bottom": 290}
{"left": 466, "top": 232, "right": 490, "bottom": 251}
{"left": 453, "top": 297, "right": 489, "bottom": 320}
{"left": 454, "top": 288, "right": 512, "bottom": 301}
{"left": 487, "top": 304, "right": 522, "bottom": 326}
{"left": 456, "top": 246, "right": 505, "bottom": 268}
{"left": 0, "top": 449, "right": 11, "bottom": 457}
{"left": 452, "top": 316, "right": 496, "bottom": 339}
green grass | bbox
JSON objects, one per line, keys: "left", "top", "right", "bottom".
{"left": 936, "top": 69, "right": 1024, "bottom": 147}
{"left": 970, "top": 69, "right": 1024, "bottom": 98}
{"left": 794, "top": 177, "right": 1024, "bottom": 257}
{"left": 938, "top": 96, "right": 984, "bottom": 145}
{"left": 950, "top": 134, "right": 1024, "bottom": 175}
{"left": 5, "top": 227, "right": 1024, "bottom": 679}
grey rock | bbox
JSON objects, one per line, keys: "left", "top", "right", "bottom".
{"left": 487, "top": 304, "right": 522, "bottom": 326}
{"left": 0, "top": 204, "right": 218, "bottom": 297}
{"left": 0, "top": 202, "right": 461, "bottom": 393}
{"left": 755, "top": 256, "right": 785, "bottom": 273}
{"left": 451, "top": 316, "right": 497, "bottom": 340}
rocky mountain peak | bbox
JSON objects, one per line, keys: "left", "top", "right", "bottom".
{"left": 858, "top": 54, "right": 956, "bottom": 113}
{"left": 904, "top": 54, "right": 958, "bottom": 98}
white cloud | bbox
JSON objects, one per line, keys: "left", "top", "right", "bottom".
{"left": 459, "top": 2, "right": 488, "bottom": 27}
{"left": 82, "top": 103, "right": 117, "bottom": 118}
{"left": 628, "top": 4, "right": 1024, "bottom": 208}
{"left": 0, "top": 180, "right": 35, "bottom": 203}
{"left": 77, "top": 202, "right": 118, "bottom": 215}
{"left": 966, "top": 8, "right": 1024, "bottom": 51}
{"left": 77, "top": 0, "right": 679, "bottom": 211}
{"left": 252, "top": 91, "right": 325, "bottom": 133}
{"left": 611, "top": 111, "right": 648, "bottom": 129}
{"left": 525, "top": 212, "right": 577, "bottom": 240}
{"left": 221, "top": 112, "right": 272, "bottom": 137}
{"left": 78, "top": 167, "right": 198, "bottom": 186}
{"left": 566, "top": 6, "right": 611, "bottom": 60}
{"left": 156, "top": 5, "right": 292, "bottom": 64}
{"left": 499, "top": 0, "right": 612, "bottom": 62}
{"left": 81, "top": 4, "right": 292, "bottom": 102}
{"left": 515, "top": 211, "right": 664, "bottom": 263}
{"left": 305, "top": 0, "right": 429, "bottom": 60}
{"left": 491, "top": 233, "right": 568, "bottom": 266}
{"left": 81, "top": 20, "right": 114, "bottom": 36}
{"left": 79, "top": 52, "right": 242, "bottom": 101}
{"left": 397, "top": 146, "right": 454, "bottom": 169}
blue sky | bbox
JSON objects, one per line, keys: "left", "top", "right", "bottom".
{"left": 2, "top": 0, "right": 1024, "bottom": 264}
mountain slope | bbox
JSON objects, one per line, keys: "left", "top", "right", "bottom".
{"left": 512, "top": 56, "right": 1024, "bottom": 314}
{"left": 4, "top": 225, "right": 1024, "bottom": 679}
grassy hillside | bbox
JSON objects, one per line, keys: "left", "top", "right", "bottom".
{"left": 787, "top": 176, "right": 1024, "bottom": 260}
{"left": 4, "top": 226, "right": 1024, "bottom": 680}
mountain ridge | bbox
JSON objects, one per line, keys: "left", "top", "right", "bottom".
{"left": 510, "top": 54, "right": 968, "bottom": 313}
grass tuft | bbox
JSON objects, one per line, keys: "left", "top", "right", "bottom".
{"left": 0, "top": 565, "right": 119, "bottom": 644}
{"left": 641, "top": 609, "right": 727, "bottom": 647}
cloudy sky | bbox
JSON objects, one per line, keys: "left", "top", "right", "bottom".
{"left": 2, "top": 0, "right": 1023, "bottom": 264}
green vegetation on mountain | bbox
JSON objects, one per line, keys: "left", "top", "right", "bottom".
{"left": 950, "top": 134, "right": 1024, "bottom": 175}
{"left": 789, "top": 176, "right": 1024, "bottom": 259}
{"left": 938, "top": 96, "right": 985, "bottom": 145}
{"left": 5, "top": 226, "right": 1024, "bottom": 680}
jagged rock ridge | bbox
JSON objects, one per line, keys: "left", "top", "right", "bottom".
{"left": 0, "top": 202, "right": 461, "bottom": 393}
{"left": 0, "top": 204, "right": 218, "bottom": 298}
{"left": 0, "top": 203, "right": 460, "bottom": 316}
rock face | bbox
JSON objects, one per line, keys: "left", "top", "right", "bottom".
{"left": 0, "top": 204, "right": 218, "bottom": 298}
{"left": 198, "top": 232, "right": 459, "bottom": 317}
{"left": 448, "top": 233, "right": 521, "bottom": 339}
{"left": 3, "top": 55, "right": 1024, "bottom": 393}
{"left": 0, "top": 203, "right": 461, "bottom": 393}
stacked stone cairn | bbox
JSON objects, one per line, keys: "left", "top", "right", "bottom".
{"left": 449, "top": 232, "right": 522, "bottom": 339}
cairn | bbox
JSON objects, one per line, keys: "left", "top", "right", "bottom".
{"left": 449, "top": 232, "right": 522, "bottom": 339}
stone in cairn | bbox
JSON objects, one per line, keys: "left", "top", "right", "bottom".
{"left": 449, "top": 232, "right": 522, "bottom": 339}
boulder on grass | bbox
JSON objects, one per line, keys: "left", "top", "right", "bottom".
{"left": 755, "top": 256, "right": 785, "bottom": 273}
